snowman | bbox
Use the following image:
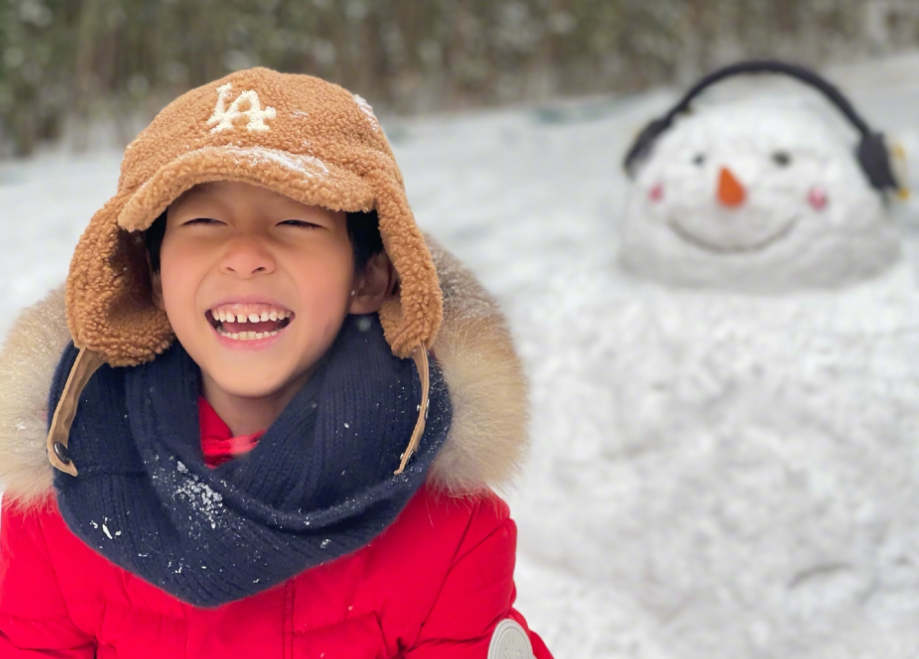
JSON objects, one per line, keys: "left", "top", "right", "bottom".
{"left": 619, "top": 65, "right": 903, "bottom": 293}
{"left": 512, "top": 63, "right": 919, "bottom": 659}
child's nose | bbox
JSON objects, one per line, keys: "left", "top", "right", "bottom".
{"left": 219, "top": 238, "right": 277, "bottom": 277}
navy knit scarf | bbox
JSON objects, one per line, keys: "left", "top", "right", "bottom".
{"left": 50, "top": 314, "right": 451, "bottom": 607}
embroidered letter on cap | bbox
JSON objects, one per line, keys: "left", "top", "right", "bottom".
{"left": 487, "top": 619, "right": 534, "bottom": 659}
{"left": 208, "top": 83, "right": 277, "bottom": 133}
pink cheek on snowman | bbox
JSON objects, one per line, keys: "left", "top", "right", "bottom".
{"left": 807, "top": 186, "right": 828, "bottom": 211}
{"left": 649, "top": 183, "right": 665, "bottom": 203}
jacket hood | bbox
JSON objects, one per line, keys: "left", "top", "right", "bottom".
{"left": 0, "top": 239, "right": 529, "bottom": 508}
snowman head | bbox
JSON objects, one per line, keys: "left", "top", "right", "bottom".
{"left": 620, "top": 98, "right": 903, "bottom": 293}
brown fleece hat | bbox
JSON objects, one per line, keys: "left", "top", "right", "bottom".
{"left": 67, "top": 66, "right": 442, "bottom": 367}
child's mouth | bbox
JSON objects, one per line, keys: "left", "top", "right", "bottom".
{"left": 206, "top": 303, "right": 294, "bottom": 341}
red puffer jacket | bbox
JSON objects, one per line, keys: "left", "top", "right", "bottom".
{"left": 0, "top": 484, "right": 550, "bottom": 658}
{"left": 0, "top": 245, "right": 552, "bottom": 658}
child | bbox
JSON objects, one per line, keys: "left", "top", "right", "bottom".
{"left": 0, "top": 68, "right": 553, "bottom": 658}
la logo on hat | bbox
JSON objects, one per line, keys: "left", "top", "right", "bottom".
{"left": 207, "top": 82, "right": 276, "bottom": 133}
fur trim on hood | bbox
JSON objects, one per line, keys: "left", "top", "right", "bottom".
{"left": 0, "top": 239, "right": 528, "bottom": 508}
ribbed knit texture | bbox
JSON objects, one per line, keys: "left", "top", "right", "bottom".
{"left": 50, "top": 314, "right": 451, "bottom": 607}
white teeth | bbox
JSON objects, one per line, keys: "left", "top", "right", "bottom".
{"left": 216, "top": 325, "right": 281, "bottom": 341}
{"left": 210, "top": 306, "right": 293, "bottom": 326}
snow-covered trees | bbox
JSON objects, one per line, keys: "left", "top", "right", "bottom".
{"left": 0, "top": 0, "right": 915, "bottom": 156}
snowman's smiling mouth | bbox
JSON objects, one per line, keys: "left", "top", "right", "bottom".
{"left": 667, "top": 217, "right": 798, "bottom": 255}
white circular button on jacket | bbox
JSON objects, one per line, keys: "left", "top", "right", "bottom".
{"left": 487, "top": 619, "right": 534, "bottom": 659}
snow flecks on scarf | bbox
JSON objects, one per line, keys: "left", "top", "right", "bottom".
{"left": 174, "top": 460, "right": 225, "bottom": 531}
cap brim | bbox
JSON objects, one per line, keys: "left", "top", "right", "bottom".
{"left": 118, "top": 145, "right": 374, "bottom": 231}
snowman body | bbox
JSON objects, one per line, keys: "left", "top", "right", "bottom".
{"left": 513, "top": 99, "right": 919, "bottom": 658}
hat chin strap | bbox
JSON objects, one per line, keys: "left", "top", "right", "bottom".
{"left": 47, "top": 348, "right": 106, "bottom": 477}
{"left": 48, "top": 346, "right": 432, "bottom": 477}
{"left": 395, "top": 346, "right": 431, "bottom": 475}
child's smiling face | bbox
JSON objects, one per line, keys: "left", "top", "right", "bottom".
{"left": 153, "top": 180, "right": 382, "bottom": 405}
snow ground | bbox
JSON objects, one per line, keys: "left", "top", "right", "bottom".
{"left": 3, "top": 52, "right": 919, "bottom": 658}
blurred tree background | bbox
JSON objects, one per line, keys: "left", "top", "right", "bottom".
{"left": 1, "top": 0, "right": 918, "bottom": 157}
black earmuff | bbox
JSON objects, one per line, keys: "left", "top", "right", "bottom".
{"left": 622, "top": 60, "right": 901, "bottom": 195}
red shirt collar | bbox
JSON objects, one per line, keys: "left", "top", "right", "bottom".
{"left": 198, "top": 396, "right": 265, "bottom": 468}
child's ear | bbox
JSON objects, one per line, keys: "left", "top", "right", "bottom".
{"left": 349, "top": 252, "right": 396, "bottom": 315}
{"left": 150, "top": 268, "right": 166, "bottom": 312}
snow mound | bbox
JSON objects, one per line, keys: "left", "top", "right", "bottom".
{"left": 512, "top": 258, "right": 919, "bottom": 658}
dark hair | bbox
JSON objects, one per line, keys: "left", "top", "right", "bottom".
{"left": 144, "top": 209, "right": 383, "bottom": 274}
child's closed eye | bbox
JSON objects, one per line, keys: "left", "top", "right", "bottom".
{"left": 182, "top": 217, "right": 222, "bottom": 226}
{"left": 279, "top": 219, "right": 321, "bottom": 229}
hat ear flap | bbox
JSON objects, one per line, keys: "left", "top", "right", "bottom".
{"left": 67, "top": 195, "right": 174, "bottom": 367}
{"left": 372, "top": 176, "right": 443, "bottom": 359}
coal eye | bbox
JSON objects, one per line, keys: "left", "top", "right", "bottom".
{"left": 692, "top": 153, "right": 706, "bottom": 166}
{"left": 772, "top": 151, "right": 792, "bottom": 167}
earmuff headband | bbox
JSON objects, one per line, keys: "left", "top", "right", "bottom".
{"left": 623, "top": 59, "right": 900, "bottom": 194}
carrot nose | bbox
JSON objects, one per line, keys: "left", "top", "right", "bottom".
{"left": 717, "top": 167, "right": 746, "bottom": 207}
